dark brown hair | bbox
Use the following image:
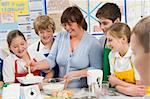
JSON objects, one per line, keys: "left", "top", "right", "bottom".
{"left": 7, "top": 30, "right": 26, "bottom": 48}
{"left": 132, "top": 16, "right": 150, "bottom": 53}
{"left": 34, "top": 15, "right": 56, "bottom": 35}
{"left": 61, "top": 6, "right": 87, "bottom": 30}
{"left": 96, "top": 3, "right": 121, "bottom": 22}
{"left": 107, "top": 23, "right": 131, "bottom": 43}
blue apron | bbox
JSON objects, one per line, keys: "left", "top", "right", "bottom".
{"left": 37, "top": 42, "right": 59, "bottom": 77}
{"left": 0, "top": 58, "right": 3, "bottom": 81}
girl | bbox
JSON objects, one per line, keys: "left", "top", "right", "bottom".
{"left": 107, "top": 23, "right": 146, "bottom": 96}
{"left": 3, "top": 30, "right": 46, "bottom": 84}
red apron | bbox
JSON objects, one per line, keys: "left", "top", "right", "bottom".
{"left": 14, "top": 59, "right": 40, "bottom": 83}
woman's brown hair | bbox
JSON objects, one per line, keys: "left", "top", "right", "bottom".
{"left": 61, "top": 6, "right": 87, "bottom": 30}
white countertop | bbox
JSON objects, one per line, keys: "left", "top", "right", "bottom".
{"left": 42, "top": 88, "right": 150, "bottom": 99}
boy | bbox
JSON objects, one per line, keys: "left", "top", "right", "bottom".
{"left": 28, "top": 15, "right": 59, "bottom": 79}
{"left": 131, "top": 16, "right": 150, "bottom": 95}
{"left": 96, "top": 3, "right": 121, "bottom": 81}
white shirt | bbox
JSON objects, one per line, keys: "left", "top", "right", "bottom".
{"left": 3, "top": 50, "right": 46, "bottom": 83}
{"left": 0, "top": 48, "right": 8, "bottom": 59}
{"left": 28, "top": 40, "right": 50, "bottom": 56}
{"left": 109, "top": 47, "right": 140, "bottom": 80}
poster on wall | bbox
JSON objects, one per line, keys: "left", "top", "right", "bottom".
{"left": 46, "top": 0, "right": 125, "bottom": 39}
{"left": 0, "top": 0, "right": 45, "bottom": 41}
{"left": 0, "top": 0, "right": 29, "bottom": 40}
{"left": 46, "top": 0, "right": 70, "bottom": 33}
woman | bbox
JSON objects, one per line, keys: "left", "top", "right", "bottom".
{"left": 31, "top": 6, "right": 103, "bottom": 88}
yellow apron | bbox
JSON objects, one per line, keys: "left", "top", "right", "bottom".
{"left": 114, "top": 57, "right": 136, "bottom": 84}
{"left": 146, "top": 86, "right": 150, "bottom": 95}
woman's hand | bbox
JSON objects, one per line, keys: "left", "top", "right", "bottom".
{"left": 63, "top": 71, "right": 78, "bottom": 89}
{"left": 63, "top": 69, "right": 87, "bottom": 89}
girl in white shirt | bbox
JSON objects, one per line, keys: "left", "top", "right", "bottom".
{"left": 3, "top": 30, "right": 46, "bottom": 84}
{"left": 107, "top": 23, "right": 146, "bottom": 96}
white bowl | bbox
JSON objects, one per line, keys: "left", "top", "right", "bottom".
{"left": 17, "top": 76, "right": 44, "bottom": 84}
{"left": 43, "top": 83, "right": 64, "bottom": 94}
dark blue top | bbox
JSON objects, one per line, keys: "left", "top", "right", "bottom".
{"left": 0, "top": 58, "right": 3, "bottom": 81}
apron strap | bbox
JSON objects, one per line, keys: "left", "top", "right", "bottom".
{"left": 129, "top": 57, "right": 134, "bottom": 69}
{"left": 36, "top": 41, "right": 40, "bottom": 52}
{"left": 114, "top": 57, "right": 116, "bottom": 65}
{"left": 103, "top": 38, "right": 111, "bottom": 81}
{"left": 15, "top": 60, "right": 18, "bottom": 74}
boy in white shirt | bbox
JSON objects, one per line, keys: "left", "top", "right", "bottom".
{"left": 131, "top": 16, "right": 150, "bottom": 95}
{"left": 28, "top": 15, "right": 59, "bottom": 79}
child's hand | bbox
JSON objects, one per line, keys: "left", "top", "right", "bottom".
{"left": 108, "top": 74, "right": 119, "bottom": 87}
{"left": 0, "top": 81, "right": 3, "bottom": 88}
{"left": 124, "top": 85, "right": 146, "bottom": 96}
{"left": 26, "top": 60, "right": 38, "bottom": 72}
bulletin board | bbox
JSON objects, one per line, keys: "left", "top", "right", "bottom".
{"left": 0, "top": 0, "right": 126, "bottom": 41}
{"left": 0, "top": 0, "right": 150, "bottom": 41}
{"left": 0, "top": 0, "right": 46, "bottom": 40}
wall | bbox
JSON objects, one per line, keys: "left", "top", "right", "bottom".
{"left": 0, "top": 0, "right": 150, "bottom": 51}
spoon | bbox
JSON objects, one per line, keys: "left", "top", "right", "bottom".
{"left": 26, "top": 65, "right": 34, "bottom": 77}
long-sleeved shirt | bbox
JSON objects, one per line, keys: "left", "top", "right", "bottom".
{"left": 47, "top": 31, "right": 103, "bottom": 88}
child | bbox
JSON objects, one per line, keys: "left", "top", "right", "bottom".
{"left": 3, "top": 30, "right": 46, "bottom": 84}
{"left": 107, "top": 23, "right": 145, "bottom": 96}
{"left": 96, "top": 3, "right": 121, "bottom": 81}
{"left": 131, "top": 16, "right": 150, "bottom": 95}
{"left": 28, "top": 15, "right": 59, "bottom": 79}
{"left": 0, "top": 48, "right": 8, "bottom": 87}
